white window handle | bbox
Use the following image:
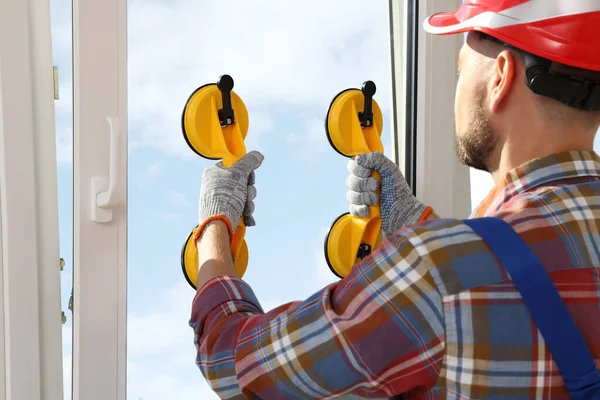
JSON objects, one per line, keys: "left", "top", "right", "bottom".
{"left": 91, "top": 116, "right": 121, "bottom": 223}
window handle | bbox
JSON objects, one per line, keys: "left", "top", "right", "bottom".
{"left": 91, "top": 116, "right": 121, "bottom": 223}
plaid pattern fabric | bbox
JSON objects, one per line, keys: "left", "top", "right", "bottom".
{"left": 190, "top": 150, "right": 600, "bottom": 399}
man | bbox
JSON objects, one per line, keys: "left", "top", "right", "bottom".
{"left": 190, "top": 1, "right": 600, "bottom": 398}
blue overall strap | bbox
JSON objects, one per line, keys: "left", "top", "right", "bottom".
{"left": 463, "top": 217, "right": 600, "bottom": 400}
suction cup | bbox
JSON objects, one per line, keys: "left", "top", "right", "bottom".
{"left": 180, "top": 74, "right": 252, "bottom": 290}
{"left": 324, "top": 211, "right": 383, "bottom": 279}
{"left": 324, "top": 81, "right": 384, "bottom": 158}
{"left": 181, "top": 75, "right": 249, "bottom": 167}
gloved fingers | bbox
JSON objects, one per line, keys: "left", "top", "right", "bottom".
{"left": 246, "top": 184, "right": 257, "bottom": 202}
{"left": 243, "top": 199, "right": 255, "bottom": 216}
{"left": 346, "top": 174, "right": 378, "bottom": 192}
{"left": 347, "top": 190, "right": 378, "bottom": 206}
{"left": 349, "top": 204, "right": 370, "bottom": 217}
{"left": 355, "top": 151, "right": 398, "bottom": 174}
{"left": 347, "top": 159, "right": 372, "bottom": 178}
{"left": 233, "top": 151, "right": 264, "bottom": 173}
{"left": 214, "top": 161, "right": 225, "bottom": 169}
{"left": 243, "top": 180, "right": 257, "bottom": 226}
{"left": 243, "top": 214, "right": 256, "bottom": 227}
{"left": 248, "top": 170, "right": 255, "bottom": 185}
{"left": 244, "top": 178, "right": 256, "bottom": 226}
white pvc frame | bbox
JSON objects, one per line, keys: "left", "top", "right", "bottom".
{"left": 387, "top": 0, "right": 408, "bottom": 172}
{"left": 72, "top": 0, "right": 128, "bottom": 398}
{"left": 0, "top": 0, "right": 64, "bottom": 399}
{"left": 390, "top": 0, "right": 472, "bottom": 218}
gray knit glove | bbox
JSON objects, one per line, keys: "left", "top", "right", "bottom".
{"left": 346, "top": 151, "right": 428, "bottom": 236}
{"left": 198, "top": 151, "right": 263, "bottom": 236}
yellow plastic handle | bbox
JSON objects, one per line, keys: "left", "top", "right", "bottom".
{"left": 180, "top": 77, "right": 251, "bottom": 290}
{"left": 324, "top": 82, "right": 385, "bottom": 278}
{"left": 325, "top": 171, "right": 382, "bottom": 278}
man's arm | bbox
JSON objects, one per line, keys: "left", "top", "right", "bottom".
{"left": 195, "top": 220, "right": 238, "bottom": 288}
{"left": 190, "top": 221, "right": 446, "bottom": 399}
{"left": 428, "top": 209, "right": 440, "bottom": 220}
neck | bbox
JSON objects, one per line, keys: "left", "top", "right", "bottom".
{"left": 488, "top": 125, "right": 596, "bottom": 185}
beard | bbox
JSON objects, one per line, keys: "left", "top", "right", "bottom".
{"left": 455, "top": 81, "right": 498, "bottom": 172}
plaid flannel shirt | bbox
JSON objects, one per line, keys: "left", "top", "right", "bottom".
{"left": 190, "top": 150, "right": 600, "bottom": 399}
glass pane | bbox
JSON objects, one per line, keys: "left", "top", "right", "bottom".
{"left": 471, "top": 128, "right": 600, "bottom": 213}
{"left": 50, "top": 0, "right": 74, "bottom": 397}
{"left": 469, "top": 168, "right": 495, "bottom": 212}
{"left": 127, "top": 1, "right": 390, "bottom": 398}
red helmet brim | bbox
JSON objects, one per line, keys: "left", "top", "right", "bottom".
{"left": 424, "top": 11, "right": 474, "bottom": 35}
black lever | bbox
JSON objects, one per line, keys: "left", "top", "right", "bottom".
{"left": 356, "top": 243, "right": 372, "bottom": 260}
{"left": 217, "top": 74, "right": 235, "bottom": 127}
{"left": 358, "top": 80, "right": 376, "bottom": 127}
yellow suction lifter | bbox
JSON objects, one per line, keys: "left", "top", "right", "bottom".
{"left": 180, "top": 74, "right": 250, "bottom": 290}
{"left": 324, "top": 80, "right": 385, "bottom": 278}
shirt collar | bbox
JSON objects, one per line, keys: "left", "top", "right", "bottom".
{"left": 471, "top": 150, "right": 600, "bottom": 217}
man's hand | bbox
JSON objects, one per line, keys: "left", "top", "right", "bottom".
{"left": 346, "top": 151, "right": 433, "bottom": 236}
{"left": 194, "top": 151, "right": 263, "bottom": 289}
{"left": 196, "top": 151, "right": 264, "bottom": 241}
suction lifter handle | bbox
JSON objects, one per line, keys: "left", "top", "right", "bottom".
{"left": 359, "top": 80, "right": 376, "bottom": 127}
{"left": 217, "top": 74, "right": 235, "bottom": 127}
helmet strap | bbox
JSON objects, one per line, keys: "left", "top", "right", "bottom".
{"left": 477, "top": 31, "right": 600, "bottom": 111}
{"left": 524, "top": 53, "right": 600, "bottom": 111}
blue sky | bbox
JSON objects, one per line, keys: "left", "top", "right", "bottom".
{"left": 49, "top": 1, "right": 600, "bottom": 399}
{"left": 52, "top": 1, "right": 393, "bottom": 398}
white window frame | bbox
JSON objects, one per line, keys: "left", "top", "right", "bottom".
{"left": 389, "top": 0, "right": 472, "bottom": 218}
{"left": 0, "top": 0, "right": 64, "bottom": 399}
{"left": 72, "top": 0, "right": 128, "bottom": 398}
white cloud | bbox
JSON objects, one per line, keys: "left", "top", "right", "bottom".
{"left": 242, "top": 110, "right": 276, "bottom": 153}
{"left": 128, "top": 362, "right": 220, "bottom": 400}
{"left": 63, "top": 354, "right": 72, "bottom": 400}
{"left": 50, "top": 0, "right": 391, "bottom": 162}
{"left": 143, "top": 162, "right": 165, "bottom": 180}
{"left": 156, "top": 211, "right": 182, "bottom": 221}
{"left": 54, "top": 82, "right": 73, "bottom": 167}
{"left": 127, "top": 281, "right": 195, "bottom": 357}
{"left": 127, "top": 0, "right": 391, "bottom": 158}
{"left": 287, "top": 117, "right": 332, "bottom": 163}
{"left": 315, "top": 226, "right": 343, "bottom": 289}
{"left": 125, "top": 281, "right": 222, "bottom": 399}
{"left": 166, "top": 189, "right": 189, "bottom": 206}
{"left": 60, "top": 290, "right": 221, "bottom": 400}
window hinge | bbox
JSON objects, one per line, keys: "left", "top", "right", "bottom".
{"left": 53, "top": 66, "right": 59, "bottom": 100}
{"left": 61, "top": 257, "right": 71, "bottom": 325}
{"left": 68, "top": 288, "right": 73, "bottom": 311}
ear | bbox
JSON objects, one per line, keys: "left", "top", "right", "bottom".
{"left": 489, "top": 50, "right": 516, "bottom": 112}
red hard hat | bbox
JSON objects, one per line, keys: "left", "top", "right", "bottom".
{"left": 423, "top": 0, "right": 600, "bottom": 72}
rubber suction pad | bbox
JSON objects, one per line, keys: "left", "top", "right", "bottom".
{"left": 181, "top": 82, "right": 249, "bottom": 167}
{"left": 325, "top": 87, "right": 384, "bottom": 158}
{"left": 324, "top": 212, "right": 383, "bottom": 279}
{"left": 181, "top": 226, "right": 249, "bottom": 290}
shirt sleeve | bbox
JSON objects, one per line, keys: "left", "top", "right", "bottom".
{"left": 189, "top": 227, "right": 446, "bottom": 399}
